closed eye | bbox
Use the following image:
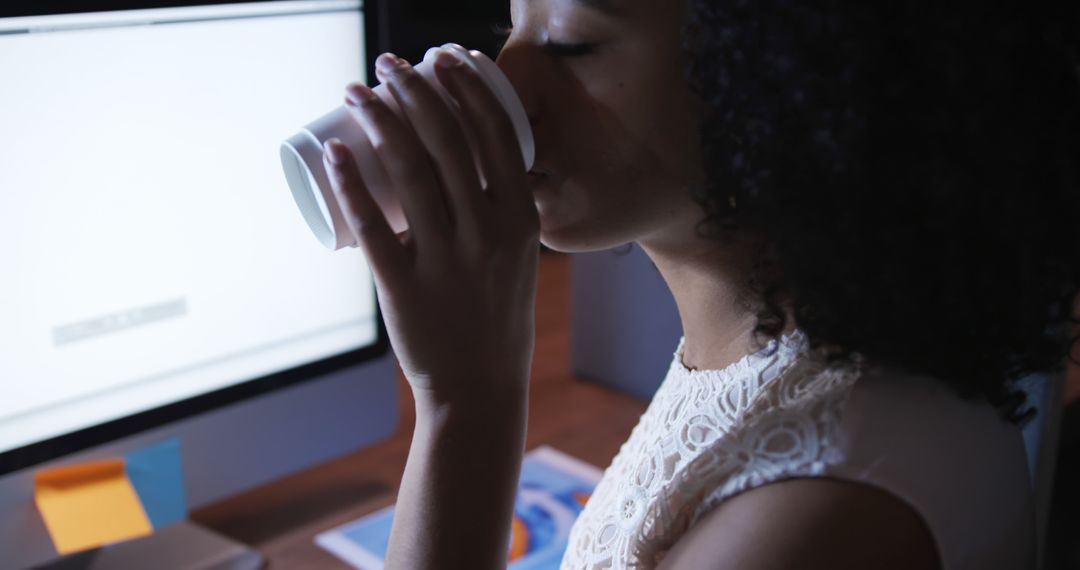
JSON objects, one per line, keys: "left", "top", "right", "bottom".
{"left": 542, "top": 41, "right": 597, "bottom": 57}
{"left": 493, "top": 23, "right": 598, "bottom": 58}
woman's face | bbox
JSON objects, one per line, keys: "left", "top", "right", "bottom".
{"left": 496, "top": 0, "right": 705, "bottom": 252}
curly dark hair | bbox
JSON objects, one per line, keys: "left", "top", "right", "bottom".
{"left": 681, "top": 1, "right": 1080, "bottom": 423}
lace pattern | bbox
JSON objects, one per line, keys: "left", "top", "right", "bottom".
{"left": 560, "top": 329, "right": 864, "bottom": 570}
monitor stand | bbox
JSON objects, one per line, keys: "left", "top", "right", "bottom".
{"left": 33, "top": 521, "right": 264, "bottom": 570}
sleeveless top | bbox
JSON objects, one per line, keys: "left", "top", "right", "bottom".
{"left": 560, "top": 329, "right": 1034, "bottom": 570}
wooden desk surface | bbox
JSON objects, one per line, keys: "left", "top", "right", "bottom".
{"left": 190, "top": 252, "right": 649, "bottom": 569}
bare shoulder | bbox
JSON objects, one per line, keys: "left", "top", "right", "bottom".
{"left": 656, "top": 477, "right": 942, "bottom": 570}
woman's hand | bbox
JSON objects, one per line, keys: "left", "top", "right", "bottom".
{"left": 322, "top": 49, "right": 540, "bottom": 409}
{"left": 323, "top": 50, "right": 539, "bottom": 568}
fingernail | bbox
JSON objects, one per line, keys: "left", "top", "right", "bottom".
{"left": 376, "top": 52, "right": 407, "bottom": 74}
{"left": 434, "top": 48, "right": 466, "bottom": 69}
{"left": 323, "top": 138, "right": 346, "bottom": 164}
{"left": 345, "top": 82, "right": 377, "bottom": 106}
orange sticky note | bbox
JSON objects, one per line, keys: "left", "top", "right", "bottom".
{"left": 34, "top": 459, "right": 153, "bottom": 554}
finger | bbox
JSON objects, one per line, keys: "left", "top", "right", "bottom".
{"left": 323, "top": 138, "right": 408, "bottom": 280}
{"left": 363, "top": 52, "right": 488, "bottom": 235}
{"left": 343, "top": 66, "right": 453, "bottom": 248}
{"left": 434, "top": 52, "right": 528, "bottom": 208}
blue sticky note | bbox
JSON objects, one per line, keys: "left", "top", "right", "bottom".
{"left": 124, "top": 438, "right": 187, "bottom": 529}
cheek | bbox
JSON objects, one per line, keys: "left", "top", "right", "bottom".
{"left": 535, "top": 74, "right": 700, "bottom": 250}
{"left": 561, "top": 55, "right": 698, "bottom": 189}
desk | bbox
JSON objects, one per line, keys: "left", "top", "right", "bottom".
{"left": 190, "top": 253, "right": 649, "bottom": 568}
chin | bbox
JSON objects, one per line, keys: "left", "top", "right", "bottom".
{"left": 532, "top": 176, "right": 673, "bottom": 253}
{"left": 538, "top": 224, "right": 634, "bottom": 253}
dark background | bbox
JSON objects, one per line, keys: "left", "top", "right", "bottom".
{"left": 1049, "top": 401, "right": 1080, "bottom": 570}
{"left": 384, "top": 0, "right": 509, "bottom": 62}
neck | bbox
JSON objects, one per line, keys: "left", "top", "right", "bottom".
{"left": 639, "top": 229, "right": 794, "bottom": 372}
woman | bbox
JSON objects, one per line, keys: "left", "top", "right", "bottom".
{"left": 320, "top": 0, "right": 1080, "bottom": 568}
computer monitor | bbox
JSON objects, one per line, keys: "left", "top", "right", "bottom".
{"left": 0, "top": 1, "right": 396, "bottom": 567}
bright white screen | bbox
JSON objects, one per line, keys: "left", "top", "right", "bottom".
{"left": 0, "top": 0, "right": 376, "bottom": 454}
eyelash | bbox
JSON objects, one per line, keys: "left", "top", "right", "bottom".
{"left": 493, "top": 23, "right": 597, "bottom": 58}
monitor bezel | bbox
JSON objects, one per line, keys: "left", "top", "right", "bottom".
{"left": 0, "top": 0, "right": 389, "bottom": 477}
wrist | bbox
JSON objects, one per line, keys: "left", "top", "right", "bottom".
{"left": 412, "top": 383, "right": 527, "bottom": 444}
{"left": 410, "top": 374, "right": 529, "bottom": 417}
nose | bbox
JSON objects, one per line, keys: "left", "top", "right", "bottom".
{"left": 495, "top": 44, "right": 541, "bottom": 124}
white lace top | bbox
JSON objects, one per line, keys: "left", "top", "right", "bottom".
{"left": 560, "top": 329, "right": 1034, "bottom": 570}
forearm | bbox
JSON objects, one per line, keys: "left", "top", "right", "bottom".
{"left": 385, "top": 385, "right": 529, "bottom": 569}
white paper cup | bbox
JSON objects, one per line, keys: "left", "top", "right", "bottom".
{"left": 281, "top": 43, "right": 535, "bottom": 250}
